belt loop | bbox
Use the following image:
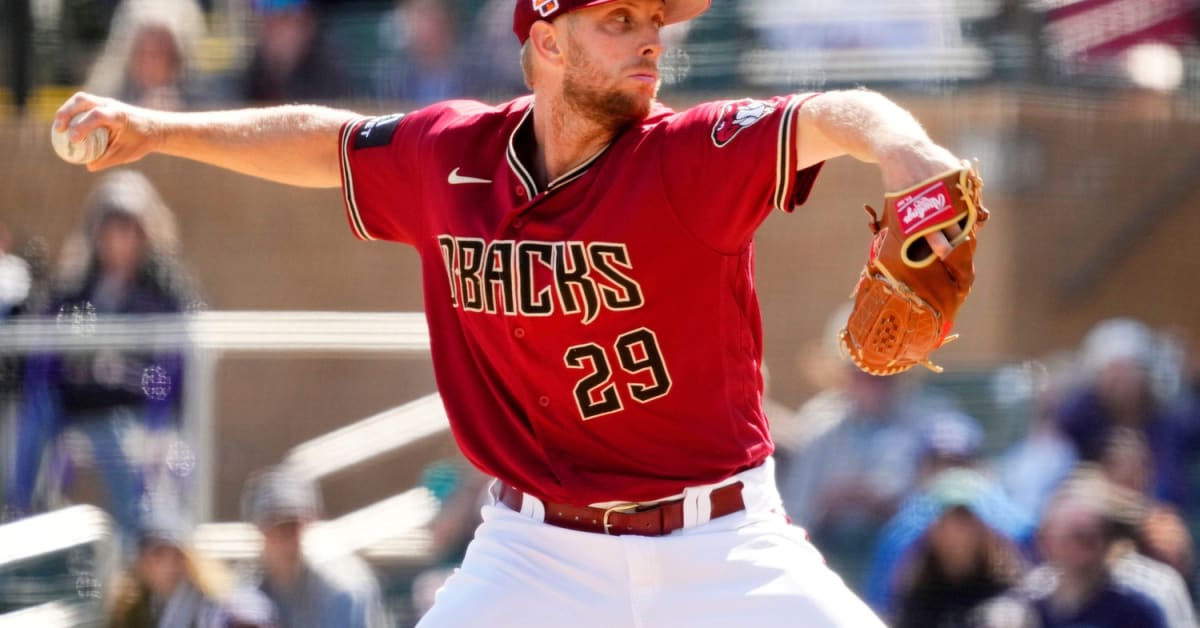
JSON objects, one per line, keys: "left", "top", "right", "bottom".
{"left": 519, "top": 488, "right": 545, "bottom": 522}
{"left": 681, "top": 485, "right": 712, "bottom": 527}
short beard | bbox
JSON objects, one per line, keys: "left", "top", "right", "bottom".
{"left": 562, "top": 46, "right": 653, "bottom": 132}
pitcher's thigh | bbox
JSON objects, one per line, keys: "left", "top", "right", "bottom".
{"left": 417, "top": 507, "right": 633, "bottom": 628}
{"left": 642, "top": 521, "right": 887, "bottom": 628}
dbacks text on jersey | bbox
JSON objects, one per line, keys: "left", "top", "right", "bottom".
{"left": 437, "top": 236, "right": 644, "bottom": 324}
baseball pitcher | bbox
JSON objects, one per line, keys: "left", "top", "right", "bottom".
{"left": 53, "top": 0, "right": 985, "bottom": 625}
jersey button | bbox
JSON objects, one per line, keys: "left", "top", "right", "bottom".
{"left": 515, "top": 186, "right": 526, "bottom": 197}
{"left": 537, "top": 396, "right": 550, "bottom": 407}
{"left": 512, "top": 218, "right": 524, "bottom": 229}
{"left": 513, "top": 327, "right": 525, "bottom": 339}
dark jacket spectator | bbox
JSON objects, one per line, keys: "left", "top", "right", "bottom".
{"left": 1023, "top": 481, "right": 1168, "bottom": 628}
{"left": 868, "top": 467, "right": 1034, "bottom": 622}
{"left": 894, "top": 503, "right": 1025, "bottom": 628}
{"left": 6, "top": 170, "right": 196, "bottom": 547}
{"left": 241, "top": 0, "right": 349, "bottom": 104}
{"left": 1058, "top": 319, "right": 1200, "bottom": 510}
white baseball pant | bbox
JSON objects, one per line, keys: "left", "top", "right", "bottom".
{"left": 415, "top": 458, "right": 886, "bottom": 627}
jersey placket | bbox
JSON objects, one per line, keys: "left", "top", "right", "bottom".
{"left": 497, "top": 106, "right": 623, "bottom": 430}
{"left": 502, "top": 103, "right": 612, "bottom": 232}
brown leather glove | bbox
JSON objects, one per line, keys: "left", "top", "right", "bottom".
{"left": 840, "top": 163, "right": 988, "bottom": 375}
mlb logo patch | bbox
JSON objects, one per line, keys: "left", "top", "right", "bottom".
{"left": 534, "top": 0, "right": 559, "bottom": 17}
{"left": 353, "top": 113, "right": 404, "bottom": 150}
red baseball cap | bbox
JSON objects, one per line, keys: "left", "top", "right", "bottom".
{"left": 513, "top": 0, "right": 710, "bottom": 44}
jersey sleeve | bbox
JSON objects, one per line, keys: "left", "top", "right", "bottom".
{"left": 339, "top": 108, "right": 440, "bottom": 245}
{"left": 659, "top": 93, "right": 825, "bottom": 253}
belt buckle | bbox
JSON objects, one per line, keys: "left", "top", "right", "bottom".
{"left": 601, "top": 503, "right": 640, "bottom": 535}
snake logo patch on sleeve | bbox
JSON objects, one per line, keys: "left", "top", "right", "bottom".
{"left": 711, "top": 99, "right": 775, "bottom": 147}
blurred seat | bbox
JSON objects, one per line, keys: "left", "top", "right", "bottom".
{"left": 0, "top": 505, "right": 115, "bottom": 619}
{"left": 0, "top": 599, "right": 92, "bottom": 627}
{"left": 738, "top": 0, "right": 1001, "bottom": 87}
{"left": 192, "top": 486, "right": 439, "bottom": 569}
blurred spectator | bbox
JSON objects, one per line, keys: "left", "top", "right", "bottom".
{"left": 992, "top": 358, "right": 1077, "bottom": 521}
{"left": 410, "top": 456, "right": 489, "bottom": 618}
{"left": 84, "top": 0, "right": 208, "bottom": 110}
{"left": 1022, "top": 469, "right": 1195, "bottom": 628}
{"left": 241, "top": 465, "right": 387, "bottom": 628}
{"left": 974, "top": 0, "right": 1047, "bottom": 84}
{"left": 1107, "top": 544, "right": 1197, "bottom": 628}
{"left": 0, "top": 221, "right": 33, "bottom": 519}
{"left": 459, "top": 0, "right": 531, "bottom": 98}
{"left": 742, "top": 0, "right": 962, "bottom": 53}
{"left": 778, "top": 368, "right": 950, "bottom": 533}
{"left": 865, "top": 464, "right": 1035, "bottom": 619}
{"left": 420, "top": 456, "right": 489, "bottom": 567}
{"left": 892, "top": 498, "right": 1026, "bottom": 628}
{"left": 914, "top": 409, "right": 987, "bottom": 484}
{"left": 1022, "top": 482, "right": 1168, "bottom": 628}
{"left": 376, "top": 0, "right": 466, "bottom": 105}
{"left": 777, "top": 366, "right": 950, "bottom": 585}
{"left": 0, "top": 221, "right": 32, "bottom": 321}
{"left": 5, "top": 170, "right": 196, "bottom": 550}
{"left": 1058, "top": 318, "right": 1200, "bottom": 511}
{"left": 1096, "top": 430, "right": 1195, "bottom": 588}
{"left": 770, "top": 304, "right": 851, "bottom": 483}
{"left": 108, "top": 508, "right": 275, "bottom": 627}
{"left": 240, "top": 0, "right": 350, "bottom": 104}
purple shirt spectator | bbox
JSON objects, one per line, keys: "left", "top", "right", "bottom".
{"left": 1032, "top": 580, "right": 1167, "bottom": 628}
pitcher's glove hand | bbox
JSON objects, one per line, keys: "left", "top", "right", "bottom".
{"left": 839, "top": 163, "right": 989, "bottom": 375}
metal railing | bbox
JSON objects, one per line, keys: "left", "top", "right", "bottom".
{"left": 195, "top": 393, "right": 451, "bottom": 567}
{"left": 1, "top": 311, "right": 433, "bottom": 522}
{"left": 0, "top": 505, "right": 115, "bottom": 626}
{"left": 0, "top": 505, "right": 114, "bottom": 579}
{"left": 0, "top": 311, "right": 429, "bottom": 353}
{"left": 1, "top": 311, "right": 450, "bottom": 620}
{"left": 0, "top": 600, "right": 93, "bottom": 628}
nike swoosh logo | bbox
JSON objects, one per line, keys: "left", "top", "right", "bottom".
{"left": 448, "top": 168, "right": 492, "bottom": 185}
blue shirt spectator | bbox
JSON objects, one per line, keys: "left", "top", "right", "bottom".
{"left": 242, "top": 465, "right": 388, "bottom": 628}
{"left": 865, "top": 467, "right": 1035, "bottom": 618}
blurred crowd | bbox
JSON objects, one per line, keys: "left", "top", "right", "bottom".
{"left": 0, "top": 0, "right": 1198, "bottom": 625}
{"left": 10, "top": 0, "right": 1199, "bottom": 118}
{"left": 0, "top": 168, "right": 411, "bottom": 625}
{"left": 772, "top": 312, "right": 1200, "bottom": 627}
{"left": 0, "top": 165, "right": 1197, "bottom": 626}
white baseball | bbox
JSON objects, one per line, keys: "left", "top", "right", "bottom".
{"left": 50, "top": 113, "right": 110, "bottom": 165}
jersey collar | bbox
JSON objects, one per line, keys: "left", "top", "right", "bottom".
{"left": 506, "top": 103, "right": 611, "bottom": 199}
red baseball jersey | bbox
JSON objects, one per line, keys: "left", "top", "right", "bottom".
{"left": 339, "top": 94, "right": 823, "bottom": 505}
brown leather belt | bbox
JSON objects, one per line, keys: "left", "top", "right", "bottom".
{"left": 497, "top": 482, "right": 745, "bottom": 537}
